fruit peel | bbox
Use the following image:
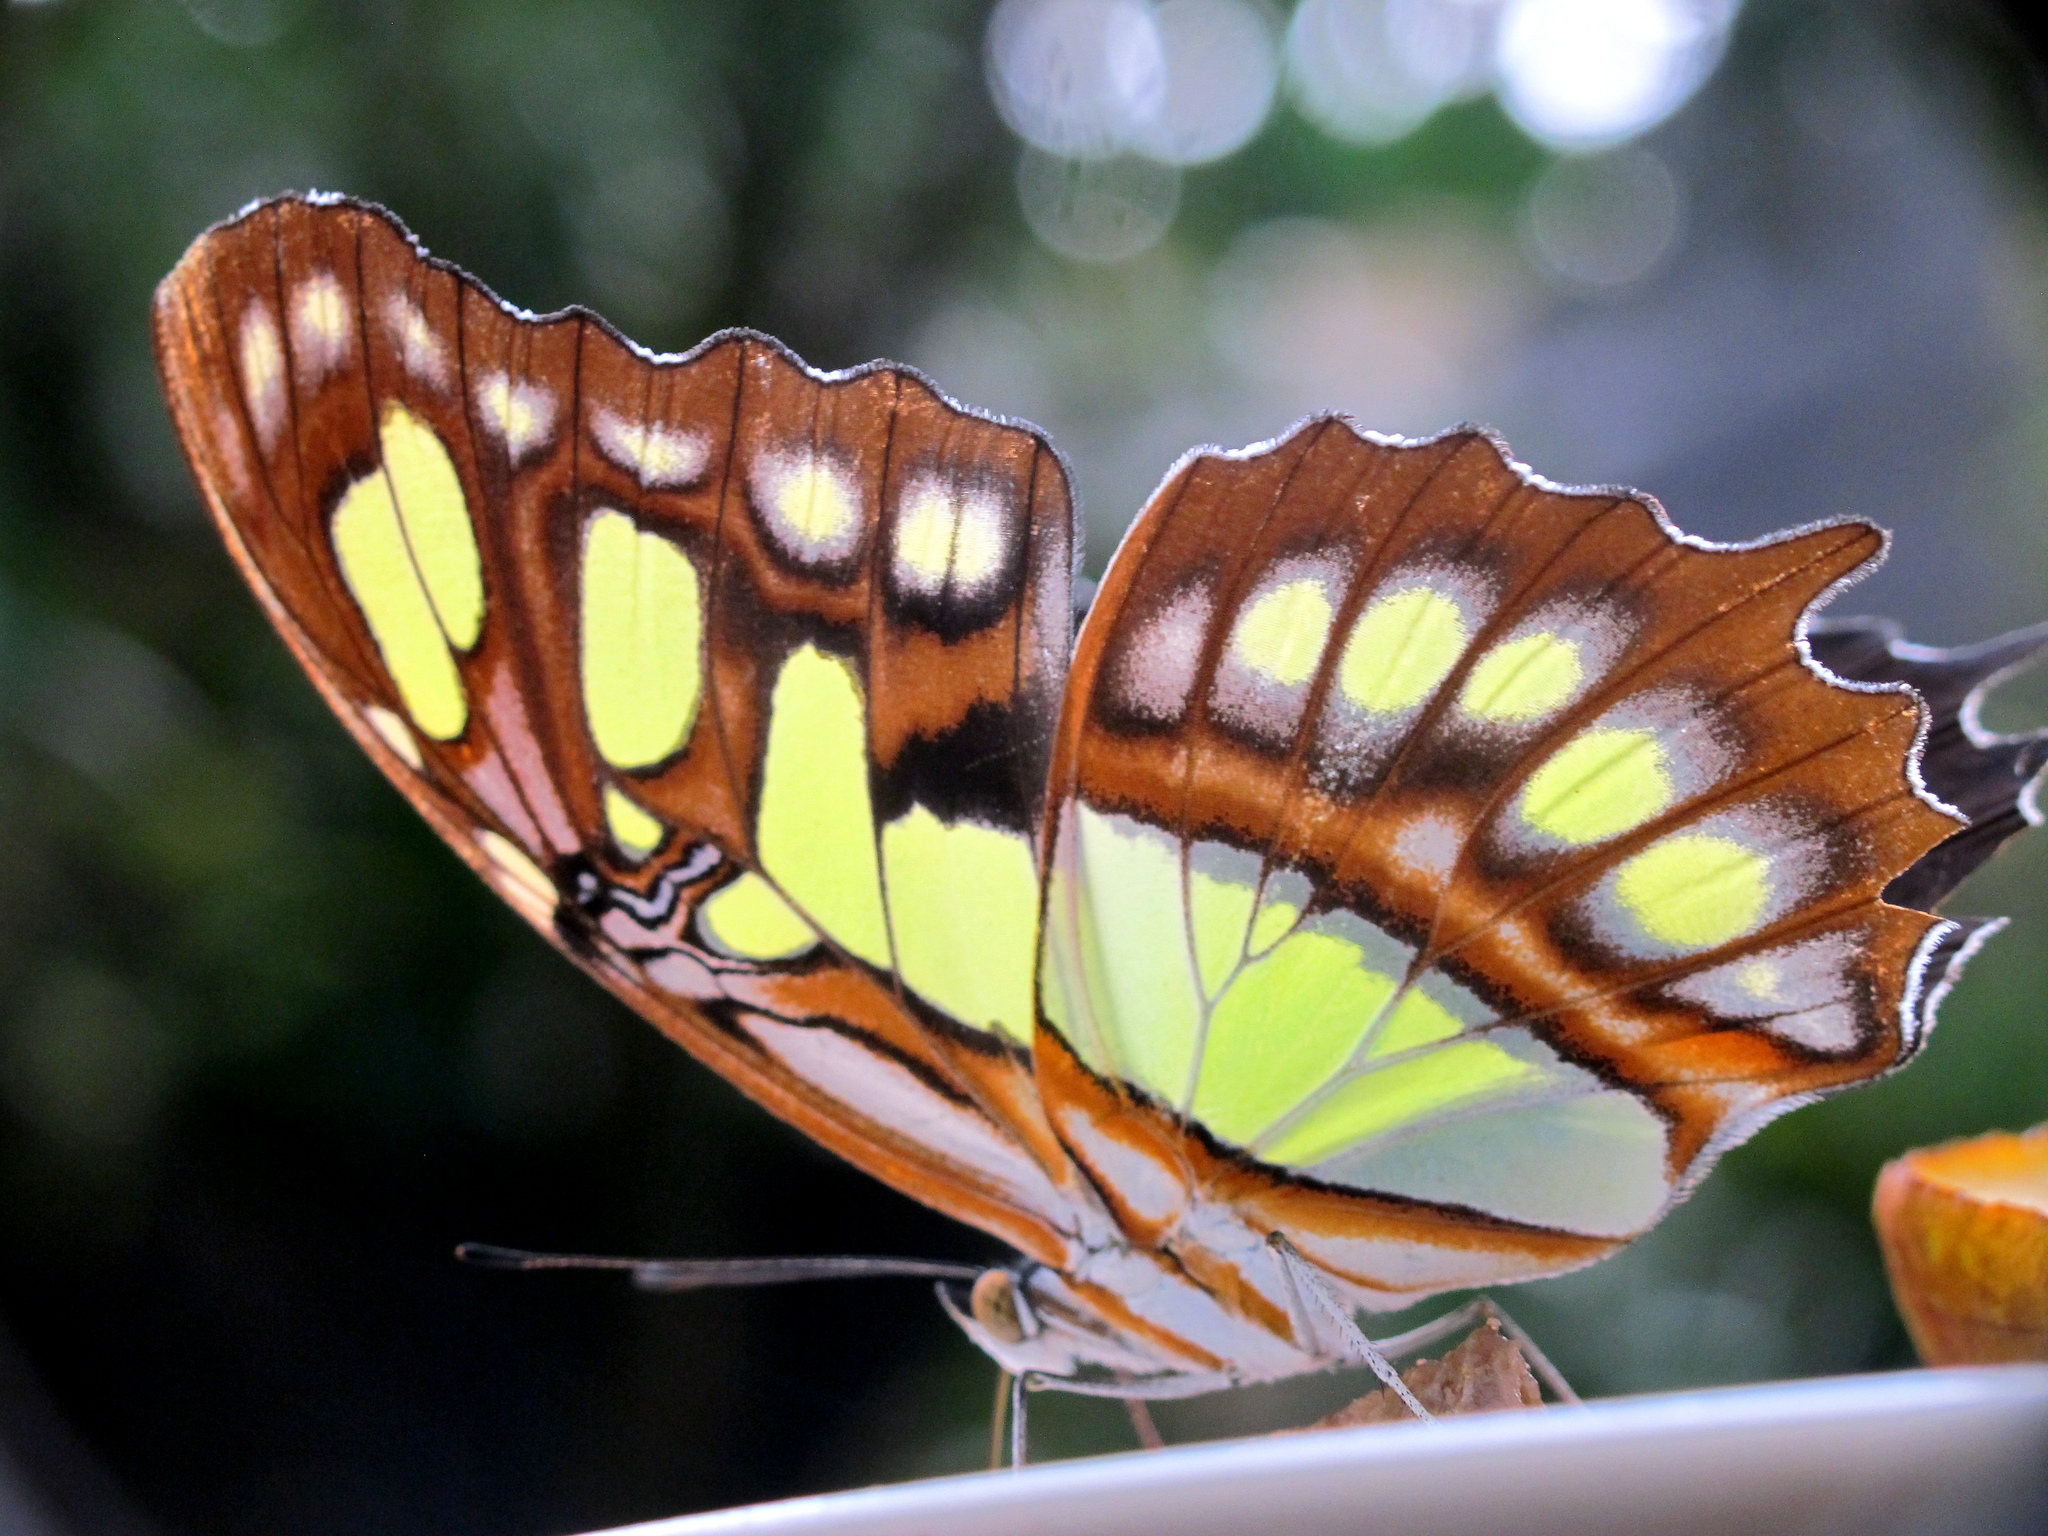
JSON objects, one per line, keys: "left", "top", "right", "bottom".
{"left": 1873, "top": 1123, "right": 2048, "bottom": 1365}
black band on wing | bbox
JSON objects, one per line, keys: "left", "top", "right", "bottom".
{"left": 1810, "top": 616, "right": 2048, "bottom": 911}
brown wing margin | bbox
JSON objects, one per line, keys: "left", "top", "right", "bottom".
{"left": 151, "top": 192, "right": 1094, "bottom": 1270}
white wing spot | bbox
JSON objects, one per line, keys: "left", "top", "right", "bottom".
{"left": 750, "top": 449, "right": 863, "bottom": 565}
{"left": 289, "top": 272, "right": 352, "bottom": 387}
{"left": 1663, "top": 932, "right": 1866, "bottom": 1056}
{"left": 209, "top": 404, "right": 255, "bottom": 497}
{"left": 1110, "top": 586, "right": 1213, "bottom": 724}
{"left": 476, "top": 371, "right": 557, "bottom": 464}
{"left": 385, "top": 294, "right": 451, "bottom": 390}
{"left": 238, "top": 302, "right": 286, "bottom": 447}
{"left": 591, "top": 407, "right": 710, "bottom": 489}
{"left": 1389, "top": 811, "right": 1462, "bottom": 880}
{"left": 476, "top": 829, "right": 557, "bottom": 928}
{"left": 892, "top": 477, "right": 1010, "bottom": 598}
{"left": 363, "top": 703, "right": 423, "bottom": 770}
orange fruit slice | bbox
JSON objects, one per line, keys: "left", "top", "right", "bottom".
{"left": 1873, "top": 1124, "right": 2048, "bottom": 1365}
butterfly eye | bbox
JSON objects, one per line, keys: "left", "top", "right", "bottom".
{"left": 970, "top": 1269, "right": 1033, "bottom": 1345}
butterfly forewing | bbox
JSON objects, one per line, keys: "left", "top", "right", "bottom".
{"left": 154, "top": 195, "right": 1093, "bottom": 1268}
{"left": 1040, "top": 418, "right": 1976, "bottom": 1306}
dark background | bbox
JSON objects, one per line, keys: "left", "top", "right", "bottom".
{"left": 3, "top": 1, "right": 2048, "bottom": 1532}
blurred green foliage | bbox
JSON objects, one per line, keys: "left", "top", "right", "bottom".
{"left": 1, "top": 1, "right": 2047, "bottom": 1533}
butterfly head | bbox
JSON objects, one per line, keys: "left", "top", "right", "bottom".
{"left": 938, "top": 1262, "right": 1231, "bottom": 1397}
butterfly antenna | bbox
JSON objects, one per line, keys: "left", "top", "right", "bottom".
{"left": 455, "top": 1242, "right": 982, "bottom": 1292}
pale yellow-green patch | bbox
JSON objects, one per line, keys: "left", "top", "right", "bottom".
{"left": 1188, "top": 868, "right": 1259, "bottom": 998}
{"left": 1338, "top": 586, "right": 1468, "bottom": 713}
{"left": 363, "top": 703, "right": 423, "bottom": 770}
{"left": 948, "top": 503, "right": 1003, "bottom": 590}
{"left": 579, "top": 509, "right": 703, "bottom": 771}
{"left": 1459, "top": 632, "right": 1583, "bottom": 722}
{"left": 1053, "top": 806, "right": 1203, "bottom": 1096}
{"left": 880, "top": 806, "right": 1038, "bottom": 1042}
{"left": 1364, "top": 987, "right": 1465, "bottom": 1057}
{"left": 333, "top": 464, "right": 467, "bottom": 739}
{"left": 1247, "top": 894, "right": 1300, "bottom": 956}
{"left": 603, "top": 784, "right": 666, "bottom": 861}
{"left": 477, "top": 830, "right": 556, "bottom": 926}
{"left": 698, "top": 871, "right": 820, "bottom": 961}
{"left": 1037, "top": 858, "right": 1093, "bottom": 1060}
{"left": 757, "top": 645, "right": 891, "bottom": 967}
{"left": 380, "top": 405, "right": 483, "bottom": 650}
{"left": 1229, "top": 579, "right": 1333, "bottom": 687}
{"left": 1615, "top": 833, "right": 1770, "bottom": 948}
{"left": 1520, "top": 727, "right": 1672, "bottom": 845}
{"left": 1260, "top": 1041, "right": 1544, "bottom": 1167}
{"left": 1191, "top": 931, "right": 1399, "bottom": 1146}
{"left": 776, "top": 460, "right": 858, "bottom": 549}
{"left": 1311, "top": 1088, "right": 1670, "bottom": 1237}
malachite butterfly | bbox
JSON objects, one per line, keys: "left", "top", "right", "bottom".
{"left": 153, "top": 193, "right": 2048, "bottom": 1402}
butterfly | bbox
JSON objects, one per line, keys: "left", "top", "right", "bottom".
{"left": 152, "top": 193, "right": 2048, "bottom": 1410}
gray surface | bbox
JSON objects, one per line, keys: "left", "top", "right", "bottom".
{"left": 585, "top": 1367, "right": 2048, "bottom": 1536}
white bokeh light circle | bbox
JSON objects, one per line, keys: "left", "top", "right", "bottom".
{"left": 1494, "top": 0, "right": 1736, "bottom": 150}
{"left": 1016, "top": 147, "right": 1182, "bottom": 261}
{"left": 1385, "top": 0, "right": 1496, "bottom": 100}
{"left": 1129, "top": 0, "right": 1280, "bottom": 165}
{"left": 1522, "top": 145, "right": 1684, "bottom": 287}
{"left": 1286, "top": 0, "right": 1491, "bottom": 147}
{"left": 986, "top": 0, "right": 1167, "bottom": 160}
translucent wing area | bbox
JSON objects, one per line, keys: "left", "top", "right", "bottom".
{"left": 153, "top": 195, "right": 1096, "bottom": 1268}
{"left": 1039, "top": 419, "right": 2006, "bottom": 1304}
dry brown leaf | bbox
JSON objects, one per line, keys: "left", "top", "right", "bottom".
{"left": 1307, "top": 1318, "right": 1543, "bottom": 1428}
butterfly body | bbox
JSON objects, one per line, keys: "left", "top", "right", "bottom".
{"left": 155, "top": 195, "right": 2046, "bottom": 1402}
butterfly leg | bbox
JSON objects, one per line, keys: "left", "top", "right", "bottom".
{"left": 1473, "top": 1297, "right": 1580, "bottom": 1405}
{"left": 1268, "top": 1235, "right": 1433, "bottom": 1422}
{"left": 988, "top": 1370, "right": 1013, "bottom": 1470}
{"left": 1367, "top": 1295, "right": 1582, "bottom": 1405}
{"left": 1355, "top": 1298, "right": 1484, "bottom": 1359}
{"left": 1122, "top": 1397, "right": 1165, "bottom": 1450}
{"left": 1010, "top": 1370, "right": 1031, "bottom": 1467}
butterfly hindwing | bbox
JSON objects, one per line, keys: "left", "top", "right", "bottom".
{"left": 1040, "top": 419, "right": 1978, "bottom": 1305}
{"left": 153, "top": 195, "right": 1092, "bottom": 1268}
